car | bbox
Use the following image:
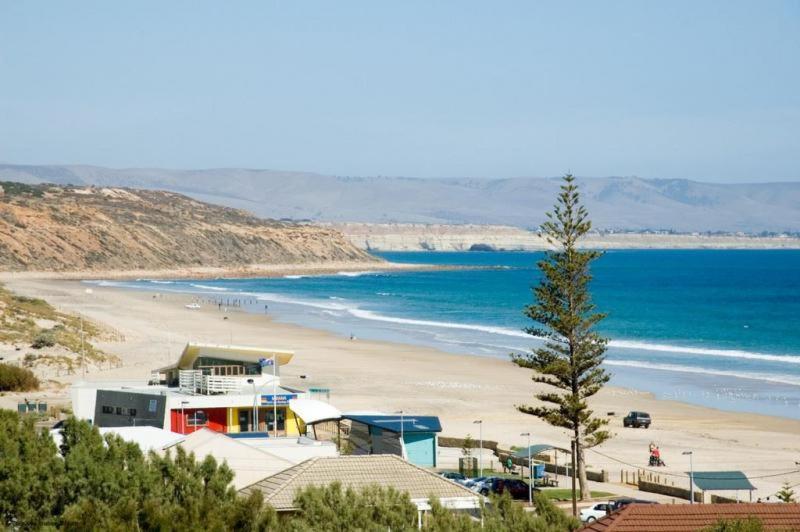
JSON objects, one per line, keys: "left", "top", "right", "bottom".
{"left": 479, "top": 478, "right": 536, "bottom": 500}
{"left": 580, "top": 502, "right": 612, "bottom": 522}
{"left": 608, "top": 498, "right": 658, "bottom": 512}
{"left": 467, "top": 476, "right": 495, "bottom": 492}
{"left": 438, "top": 472, "right": 467, "bottom": 484}
{"left": 623, "top": 411, "right": 652, "bottom": 428}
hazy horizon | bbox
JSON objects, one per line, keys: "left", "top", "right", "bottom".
{"left": 1, "top": 161, "right": 799, "bottom": 186}
{"left": 1, "top": 1, "right": 798, "bottom": 183}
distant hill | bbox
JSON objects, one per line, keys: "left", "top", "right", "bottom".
{"left": 2, "top": 164, "right": 799, "bottom": 232}
{"left": 0, "top": 182, "right": 374, "bottom": 272}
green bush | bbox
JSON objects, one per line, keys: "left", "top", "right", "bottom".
{"left": 31, "top": 331, "right": 56, "bottom": 349}
{"left": 0, "top": 363, "right": 40, "bottom": 391}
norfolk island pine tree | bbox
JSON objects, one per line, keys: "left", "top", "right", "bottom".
{"left": 512, "top": 174, "right": 611, "bottom": 503}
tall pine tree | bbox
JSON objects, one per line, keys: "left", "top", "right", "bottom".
{"left": 512, "top": 174, "right": 611, "bottom": 502}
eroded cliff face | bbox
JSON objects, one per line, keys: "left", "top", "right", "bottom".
{"left": 0, "top": 183, "right": 376, "bottom": 271}
{"left": 329, "top": 222, "right": 800, "bottom": 251}
{"left": 329, "top": 223, "right": 548, "bottom": 251}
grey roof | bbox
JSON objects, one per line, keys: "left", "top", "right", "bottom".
{"left": 240, "top": 454, "right": 479, "bottom": 511}
{"left": 512, "top": 444, "right": 569, "bottom": 458}
{"left": 690, "top": 471, "right": 756, "bottom": 491}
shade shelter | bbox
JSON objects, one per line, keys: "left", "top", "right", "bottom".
{"left": 512, "top": 444, "right": 570, "bottom": 486}
{"left": 689, "top": 470, "right": 757, "bottom": 502}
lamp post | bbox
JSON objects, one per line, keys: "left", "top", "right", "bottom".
{"left": 521, "top": 432, "right": 532, "bottom": 505}
{"left": 473, "top": 420, "right": 483, "bottom": 475}
{"left": 683, "top": 451, "right": 694, "bottom": 504}
{"left": 247, "top": 378, "right": 257, "bottom": 432}
{"left": 396, "top": 410, "right": 405, "bottom": 459}
{"left": 180, "top": 400, "right": 189, "bottom": 434}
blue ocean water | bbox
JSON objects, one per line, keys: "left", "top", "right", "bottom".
{"left": 104, "top": 250, "right": 800, "bottom": 419}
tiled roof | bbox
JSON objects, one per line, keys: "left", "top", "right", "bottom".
{"left": 240, "top": 454, "right": 479, "bottom": 511}
{"left": 581, "top": 503, "right": 800, "bottom": 532}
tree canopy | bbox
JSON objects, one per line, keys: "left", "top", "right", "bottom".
{"left": 0, "top": 411, "right": 579, "bottom": 531}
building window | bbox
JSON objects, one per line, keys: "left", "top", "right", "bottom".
{"left": 188, "top": 410, "right": 207, "bottom": 426}
{"left": 148, "top": 399, "right": 158, "bottom": 413}
{"left": 101, "top": 406, "right": 113, "bottom": 414}
{"left": 115, "top": 407, "right": 124, "bottom": 415}
{"left": 128, "top": 408, "right": 137, "bottom": 417}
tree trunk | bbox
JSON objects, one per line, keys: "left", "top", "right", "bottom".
{"left": 577, "top": 439, "right": 590, "bottom": 500}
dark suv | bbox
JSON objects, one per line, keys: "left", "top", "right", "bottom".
{"left": 609, "top": 498, "right": 658, "bottom": 512}
{"left": 479, "top": 478, "right": 535, "bottom": 500}
{"left": 623, "top": 411, "right": 651, "bottom": 428}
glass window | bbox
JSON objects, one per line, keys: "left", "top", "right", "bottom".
{"left": 115, "top": 407, "right": 123, "bottom": 415}
{"left": 102, "top": 406, "right": 113, "bottom": 414}
{"left": 188, "top": 410, "right": 207, "bottom": 426}
{"left": 148, "top": 399, "right": 158, "bottom": 412}
{"left": 128, "top": 408, "right": 137, "bottom": 416}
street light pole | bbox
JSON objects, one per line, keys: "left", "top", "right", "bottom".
{"left": 521, "top": 432, "right": 532, "bottom": 506}
{"left": 473, "top": 420, "right": 483, "bottom": 475}
{"left": 396, "top": 410, "right": 405, "bottom": 459}
{"left": 570, "top": 439, "right": 577, "bottom": 518}
{"left": 683, "top": 451, "right": 694, "bottom": 504}
{"left": 248, "top": 378, "right": 257, "bottom": 432}
{"left": 180, "top": 400, "right": 189, "bottom": 434}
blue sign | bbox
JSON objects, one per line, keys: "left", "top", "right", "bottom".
{"left": 259, "top": 357, "right": 275, "bottom": 367}
{"left": 260, "top": 393, "right": 297, "bottom": 406}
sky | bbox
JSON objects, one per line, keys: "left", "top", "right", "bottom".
{"left": 0, "top": 1, "right": 798, "bottom": 182}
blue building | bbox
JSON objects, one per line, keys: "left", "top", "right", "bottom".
{"left": 343, "top": 414, "right": 442, "bottom": 468}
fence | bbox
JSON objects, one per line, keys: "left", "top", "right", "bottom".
{"left": 638, "top": 479, "right": 703, "bottom": 503}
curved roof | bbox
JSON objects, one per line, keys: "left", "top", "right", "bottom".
{"left": 289, "top": 398, "right": 342, "bottom": 424}
{"left": 158, "top": 342, "right": 294, "bottom": 371}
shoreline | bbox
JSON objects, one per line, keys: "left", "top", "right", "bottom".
{"left": 2, "top": 278, "right": 800, "bottom": 498}
{"left": 0, "top": 260, "right": 454, "bottom": 281}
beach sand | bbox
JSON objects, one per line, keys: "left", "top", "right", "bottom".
{"left": 3, "top": 278, "right": 799, "bottom": 499}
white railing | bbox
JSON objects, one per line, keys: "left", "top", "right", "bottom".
{"left": 178, "top": 370, "right": 244, "bottom": 395}
{"left": 203, "top": 375, "right": 242, "bottom": 393}
{"left": 179, "top": 370, "right": 203, "bottom": 394}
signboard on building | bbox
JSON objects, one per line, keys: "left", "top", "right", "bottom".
{"left": 260, "top": 393, "right": 297, "bottom": 406}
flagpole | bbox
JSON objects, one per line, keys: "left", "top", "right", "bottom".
{"left": 273, "top": 353, "right": 277, "bottom": 438}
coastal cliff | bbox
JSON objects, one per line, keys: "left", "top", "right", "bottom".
{"left": 0, "top": 182, "right": 376, "bottom": 272}
{"left": 329, "top": 222, "right": 800, "bottom": 251}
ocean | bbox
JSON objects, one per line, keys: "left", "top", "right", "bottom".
{"left": 105, "top": 250, "right": 800, "bottom": 419}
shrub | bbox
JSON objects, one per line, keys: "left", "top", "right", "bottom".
{"left": 31, "top": 331, "right": 56, "bottom": 349}
{"left": 0, "top": 363, "right": 40, "bottom": 391}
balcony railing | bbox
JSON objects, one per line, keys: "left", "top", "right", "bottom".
{"left": 178, "top": 370, "right": 243, "bottom": 395}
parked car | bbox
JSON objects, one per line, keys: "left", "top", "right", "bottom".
{"left": 623, "top": 411, "right": 652, "bottom": 428}
{"left": 438, "top": 472, "right": 467, "bottom": 484}
{"left": 462, "top": 476, "right": 487, "bottom": 489}
{"left": 479, "top": 478, "right": 535, "bottom": 500}
{"left": 580, "top": 502, "right": 613, "bottom": 522}
{"left": 608, "top": 498, "right": 658, "bottom": 511}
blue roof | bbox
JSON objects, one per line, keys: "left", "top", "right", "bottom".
{"left": 690, "top": 471, "right": 756, "bottom": 491}
{"left": 344, "top": 414, "right": 442, "bottom": 433}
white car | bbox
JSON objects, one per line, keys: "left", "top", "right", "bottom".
{"left": 580, "top": 502, "right": 611, "bottom": 522}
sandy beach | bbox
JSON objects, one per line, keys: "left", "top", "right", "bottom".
{"left": 3, "top": 277, "right": 800, "bottom": 499}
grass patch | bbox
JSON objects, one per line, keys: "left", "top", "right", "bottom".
{"left": 538, "top": 489, "right": 615, "bottom": 501}
{"left": 0, "top": 283, "right": 118, "bottom": 369}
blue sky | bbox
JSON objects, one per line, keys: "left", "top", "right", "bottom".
{"left": 1, "top": 1, "right": 798, "bottom": 182}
